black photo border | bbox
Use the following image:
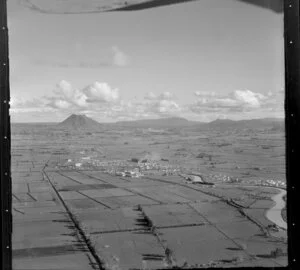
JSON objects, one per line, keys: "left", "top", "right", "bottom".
{"left": 284, "top": 0, "right": 300, "bottom": 269}
{"left": 0, "top": 1, "right": 299, "bottom": 269}
{"left": 0, "top": 0, "right": 12, "bottom": 269}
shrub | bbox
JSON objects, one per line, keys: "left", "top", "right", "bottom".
{"left": 240, "top": 243, "right": 247, "bottom": 250}
{"left": 196, "top": 153, "right": 206, "bottom": 158}
{"left": 165, "top": 247, "right": 173, "bottom": 258}
{"left": 270, "top": 248, "right": 284, "bottom": 258}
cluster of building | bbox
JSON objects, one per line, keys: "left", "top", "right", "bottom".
{"left": 222, "top": 176, "right": 241, "bottom": 183}
{"left": 137, "top": 159, "right": 180, "bottom": 175}
{"left": 66, "top": 156, "right": 181, "bottom": 178}
{"left": 204, "top": 173, "right": 241, "bottom": 183}
{"left": 179, "top": 173, "right": 215, "bottom": 186}
{"left": 261, "top": 179, "right": 286, "bottom": 188}
{"left": 62, "top": 156, "right": 286, "bottom": 188}
{"left": 115, "top": 169, "right": 144, "bottom": 178}
{"left": 109, "top": 159, "right": 181, "bottom": 178}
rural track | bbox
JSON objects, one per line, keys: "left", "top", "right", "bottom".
{"left": 90, "top": 222, "right": 207, "bottom": 235}
{"left": 42, "top": 158, "right": 106, "bottom": 270}
{"left": 57, "top": 171, "right": 85, "bottom": 184}
{"left": 76, "top": 190, "right": 113, "bottom": 209}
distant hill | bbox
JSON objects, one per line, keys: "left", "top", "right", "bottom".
{"left": 207, "top": 118, "right": 284, "bottom": 131}
{"left": 58, "top": 114, "right": 101, "bottom": 130}
{"left": 12, "top": 116, "right": 284, "bottom": 133}
{"left": 116, "top": 117, "right": 195, "bottom": 128}
{"left": 115, "top": 117, "right": 284, "bottom": 131}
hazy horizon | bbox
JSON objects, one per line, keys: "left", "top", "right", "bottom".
{"left": 10, "top": 113, "right": 284, "bottom": 124}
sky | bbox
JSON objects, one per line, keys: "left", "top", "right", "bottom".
{"left": 8, "top": 0, "right": 285, "bottom": 123}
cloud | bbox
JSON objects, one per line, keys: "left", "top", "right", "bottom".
{"left": 49, "top": 80, "right": 88, "bottom": 109}
{"left": 10, "top": 84, "right": 284, "bottom": 122}
{"left": 42, "top": 80, "right": 120, "bottom": 114}
{"left": 145, "top": 91, "right": 175, "bottom": 101}
{"left": 9, "top": 96, "right": 53, "bottom": 114}
{"left": 190, "top": 89, "right": 284, "bottom": 115}
{"left": 49, "top": 99, "right": 71, "bottom": 110}
{"left": 10, "top": 97, "right": 39, "bottom": 109}
{"left": 112, "top": 46, "right": 130, "bottom": 67}
{"left": 137, "top": 91, "right": 181, "bottom": 117}
{"left": 144, "top": 92, "right": 157, "bottom": 100}
{"left": 149, "top": 99, "right": 181, "bottom": 114}
{"left": 85, "top": 91, "right": 181, "bottom": 120}
{"left": 231, "top": 90, "right": 267, "bottom": 108}
{"left": 83, "top": 82, "right": 120, "bottom": 103}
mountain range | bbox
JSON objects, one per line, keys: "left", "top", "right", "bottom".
{"left": 57, "top": 114, "right": 284, "bottom": 131}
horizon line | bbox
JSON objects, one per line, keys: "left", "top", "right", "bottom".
{"left": 11, "top": 115, "right": 285, "bottom": 125}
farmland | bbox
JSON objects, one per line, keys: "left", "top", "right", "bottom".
{"left": 11, "top": 118, "right": 287, "bottom": 269}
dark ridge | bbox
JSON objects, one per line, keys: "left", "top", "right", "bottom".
{"left": 110, "top": 0, "right": 198, "bottom": 11}
{"left": 207, "top": 118, "right": 284, "bottom": 130}
{"left": 114, "top": 117, "right": 284, "bottom": 130}
{"left": 237, "top": 0, "right": 283, "bottom": 13}
{"left": 110, "top": 0, "right": 283, "bottom": 13}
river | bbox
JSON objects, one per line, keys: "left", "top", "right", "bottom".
{"left": 264, "top": 187, "right": 287, "bottom": 239}
{"left": 216, "top": 183, "right": 287, "bottom": 237}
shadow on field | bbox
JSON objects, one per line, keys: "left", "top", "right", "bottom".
{"left": 142, "top": 253, "right": 165, "bottom": 261}
{"left": 226, "top": 247, "right": 243, "bottom": 251}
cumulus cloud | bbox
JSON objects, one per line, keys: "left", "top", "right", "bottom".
{"left": 48, "top": 80, "right": 88, "bottom": 109}
{"left": 83, "top": 82, "right": 120, "bottom": 103}
{"left": 230, "top": 90, "right": 267, "bottom": 108}
{"left": 159, "top": 92, "right": 174, "bottom": 100}
{"left": 10, "top": 83, "right": 179, "bottom": 121}
{"left": 10, "top": 83, "right": 284, "bottom": 122}
{"left": 149, "top": 100, "right": 181, "bottom": 114}
{"left": 139, "top": 91, "right": 181, "bottom": 117}
{"left": 190, "top": 89, "right": 284, "bottom": 116}
{"left": 112, "top": 46, "right": 130, "bottom": 67}
{"left": 45, "top": 80, "right": 121, "bottom": 114}
{"left": 88, "top": 91, "right": 181, "bottom": 120}
{"left": 49, "top": 99, "right": 71, "bottom": 110}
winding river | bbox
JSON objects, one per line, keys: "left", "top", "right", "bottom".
{"left": 263, "top": 187, "right": 287, "bottom": 239}
{"left": 216, "top": 183, "right": 287, "bottom": 236}
{"left": 265, "top": 188, "right": 287, "bottom": 230}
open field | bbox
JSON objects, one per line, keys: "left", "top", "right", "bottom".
{"left": 11, "top": 121, "right": 287, "bottom": 269}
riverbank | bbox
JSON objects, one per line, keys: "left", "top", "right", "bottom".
{"left": 281, "top": 194, "right": 287, "bottom": 223}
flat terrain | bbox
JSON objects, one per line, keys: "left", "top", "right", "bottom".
{"left": 12, "top": 123, "right": 287, "bottom": 269}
